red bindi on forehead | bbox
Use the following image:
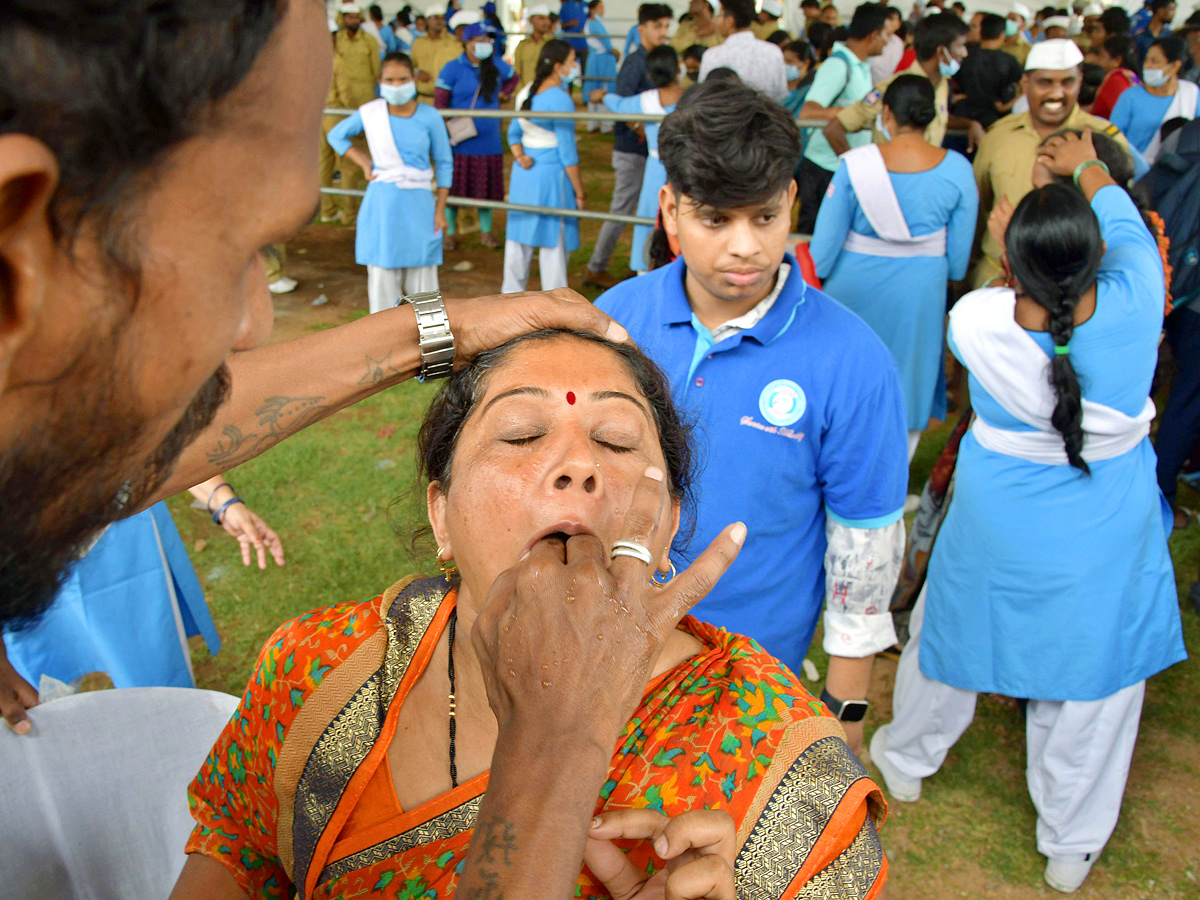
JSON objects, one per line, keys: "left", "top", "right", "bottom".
{"left": 566, "top": 391, "right": 576, "bottom": 405}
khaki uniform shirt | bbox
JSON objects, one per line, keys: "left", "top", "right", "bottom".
{"left": 834, "top": 59, "right": 951, "bottom": 149}
{"left": 334, "top": 29, "right": 381, "bottom": 108}
{"left": 751, "top": 19, "right": 784, "bottom": 40}
{"left": 670, "top": 22, "right": 723, "bottom": 53}
{"left": 412, "top": 33, "right": 462, "bottom": 97}
{"left": 971, "top": 106, "right": 1126, "bottom": 287}
{"left": 513, "top": 34, "right": 550, "bottom": 89}
{"left": 1001, "top": 36, "right": 1030, "bottom": 67}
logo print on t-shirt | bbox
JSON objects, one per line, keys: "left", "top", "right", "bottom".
{"left": 759, "top": 379, "right": 807, "bottom": 427}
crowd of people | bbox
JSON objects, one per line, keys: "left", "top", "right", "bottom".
{"left": 0, "top": 0, "right": 1197, "bottom": 898}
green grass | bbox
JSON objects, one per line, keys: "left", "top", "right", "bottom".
{"left": 168, "top": 128, "right": 1200, "bottom": 899}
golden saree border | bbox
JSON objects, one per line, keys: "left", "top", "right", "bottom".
{"left": 733, "top": 734, "right": 887, "bottom": 900}
{"left": 794, "top": 815, "right": 887, "bottom": 900}
{"left": 286, "top": 575, "right": 449, "bottom": 900}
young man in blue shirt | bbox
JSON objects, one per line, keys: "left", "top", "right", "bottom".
{"left": 596, "top": 79, "right": 909, "bottom": 755}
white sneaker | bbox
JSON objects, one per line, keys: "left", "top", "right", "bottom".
{"left": 268, "top": 276, "right": 298, "bottom": 294}
{"left": 1044, "top": 855, "right": 1097, "bottom": 893}
{"left": 868, "top": 725, "right": 922, "bottom": 802}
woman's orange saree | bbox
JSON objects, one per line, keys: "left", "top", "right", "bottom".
{"left": 186, "top": 576, "right": 888, "bottom": 899}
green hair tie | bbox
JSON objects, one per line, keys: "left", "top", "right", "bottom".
{"left": 1055, "top": 345, "right": 1071, "bottom": 355}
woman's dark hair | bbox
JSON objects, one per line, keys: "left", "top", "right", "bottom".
{"left": 381, "top": 51, "right": 415, "bottom": 76}
{"left": 882, "top": 73, "right": 937, "bottom": 129}
{"left": 523, "top": 38, "right": 572, "bottom": 109}
{"left": 1101, "top": 34, "right": 1138, "bottom": 71}
{"left": 806, "top": 21, "right": 833, "bottom": 58}
{"left": 646, "top": 45, "right": 680, "bottom": 87}
{"left": 683, "top": 43, "right": 707, "bottom": 63}
{"left": 475, "top": 39, "right": 501, "bottom": 102}
{"left": 720, "top": 0, "right": 757, "bottom": 30}
{"left": 589, "top": 0, "right": 604, "bottom": 10}
{"left": 1097, "top": 6, "right": 1129, "bottom": 36}
{"left": 1079, "top": 62, "right": 1105, "bottom": 106}
{"left": 767, "top": 29, "right": 791, "bottom": 46}
{"left": 369, "top": 4, "right": 383, "bottom": 20}
{"left": 415, "top": 329, "right": 697, "bottom": 555}
{"left": 398, "top": 7, "right": 414, "bottom": 27}
{"left": 1149, "top": 35, "right": 1187, "bottom": 66}
{"left": 784, "top": 38, "right": 816, "bottom": 67}
{"left": 704, "top": 66, "right": 742, "bottom": 83}
{"left": 0, "top": 0, "right": 283, "bottom": 265}
{"left": 1005, "top": 184, "right": 1103, "bottom": 474}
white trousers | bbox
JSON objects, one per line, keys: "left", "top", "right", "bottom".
{"left": 882, "top": 586, "right": 1146, "bottom": 860}
{"left": 366, "top": 265, "right": 439, "bottom": 314}
{"left": 586, "top": 101, "right": 614, "bottom": 133}
{"left": 907, "top": 429, "right": 922, "bottom": 462}
{"left": 501, "top": 227, "right": 569, "bottom": 293}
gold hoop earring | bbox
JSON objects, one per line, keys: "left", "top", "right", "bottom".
{"left": 650, "top": 560, "right": 677, "bottom": 588}
{"left": 437, "top": 547, "right": 458, "bottom": 582}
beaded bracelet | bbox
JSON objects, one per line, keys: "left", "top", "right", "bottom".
{"left": 212, "top": 496, "right": 244, "bottom": 525}
{"left": 1072, "top": 159, "right": 1109, "bottom": 189}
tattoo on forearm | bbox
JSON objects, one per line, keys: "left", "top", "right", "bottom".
{"left": 357, "top": 351, "right": 403, "bottom": 386}
{"left": 460, "top": 820, "right": 517, "bottom": 900}
{"left": 205, "top": 395, "right": 328, "bottom": 468}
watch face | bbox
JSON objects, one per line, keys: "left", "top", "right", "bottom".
{"left": 839, "top": 700, "right": 869, "bottom": 723}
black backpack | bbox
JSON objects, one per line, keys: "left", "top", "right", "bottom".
{"left": 1141, "top": 118, "right": 1200, "bottom": 304}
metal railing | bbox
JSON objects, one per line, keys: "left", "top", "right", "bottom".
{"left": 325, "top": 106, "right": 841, "bottom": 128}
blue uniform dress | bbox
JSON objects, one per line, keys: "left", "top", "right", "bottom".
{"left": 922, "top": 187, "right": 1187, "bottom": 702}
{"left": 436, "top": 54, "right": 515, "bottom": 159}
{"left": 1108, "top": 85, "right": 1180, "bottom": 153}
{"left": 601, "top": 91, "right": 676, "bottom": 271}
{"left": 506, "top": 87, "right": 582, "bottom": 250}
{"left": 810, "top": 151, "right": 978, "bottom": 430}
{"left": 327, "top": 104, "right": 453, "bottom": 269}
{"left": 597, "top": 256, "right": 909, "bottom": 672}
{"left": 4, "top": 504, "right": 220, "bottom": 689}
{"left": 582, "top": 18, "right": 619, "bottom": 96}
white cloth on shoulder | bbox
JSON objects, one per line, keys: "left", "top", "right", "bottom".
{"left": 949, "top": 286, "right": 1155, "bottom": 465}
{"left": 360, "top": 97, "right": 436, "bottom": 189}
{"left": 1144, "top": 80, "right": 1199, "bottom": 166}
{"left": 513, "top": 84, "right": 559, "bottom": 148}
{"left": 0, "top": 687, "right": 239, "bottom": 900}
{"left": 841, "top": 143, "right": 947, "bottom": 258}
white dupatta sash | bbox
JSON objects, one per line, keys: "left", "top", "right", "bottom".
{"left": 640, "top": 89, "right": 666, "bottom": 159}
{"left": 1144, "top": 80, "right": 1199, "bottom": 165}
{"left": 949, "top": 286, "right": 1155, "bottom": 465}
{"left": 359, "top": 98, "right": 435, "bottom": 189}
{"left": 513, "top": 84, "right": 559, "bottom": 148}
{"left": 841, "top": 143, "right": 946, "bottom": 258}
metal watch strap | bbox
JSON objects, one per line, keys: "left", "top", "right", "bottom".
{"left": 401, "top": 290, "right": 455, "bottom": 381}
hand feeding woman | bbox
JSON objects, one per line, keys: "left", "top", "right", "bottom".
{"left": 174, "top": 330, "right": 889, "bottom": 900}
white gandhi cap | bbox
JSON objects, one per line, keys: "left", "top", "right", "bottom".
{"left": 448, "top": 8, "right": 481, "bottom": 28}
{"left": 761, "top": 0, "right": 784, "bottom": 18}
{"left": 339, "top": 2, "right": 363, "bottom": 13}
{"left": 1012, "top": 2, "right": 1032, "bottom": 20}
{"left": 1025, "top": 38, "right": 1085, "bottom": 70}
{"left": 425, "top": 3, "right": 448, "bottom": 17}
{"left": 1043, "top": 15, "right": 1072, "bottom": 29}
{"left": 527, "top": 4, "right": 551, "bottom": 16}
{"left": 1082, "top": 2, "right": 1103, "bottom": 15}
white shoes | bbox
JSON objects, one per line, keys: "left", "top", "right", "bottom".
{"left": 268, "top": 276, "right": 298, "bottom": 294}
{"left": 1044, "top": 855, "right": 1097, "bottom": 893}
{"left": 868, "top": 725, "right": 922, "bottom": 802}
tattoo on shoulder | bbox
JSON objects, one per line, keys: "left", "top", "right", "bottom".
{"left": 358, "top": 351, "right": 402, "bottom": 386}
{"left": 205, "top": 395, "right": 328, "bottom": 468}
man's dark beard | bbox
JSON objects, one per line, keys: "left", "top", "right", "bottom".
{"left": 0, "top": 363, "right": 231, "bottom": 633}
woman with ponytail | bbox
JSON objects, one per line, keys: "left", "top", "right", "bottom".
{"left": 502, "top": 40, "right": 585, "bottom": 291}
{"left": 434, "top": 22, "right": 518, "bottom": 250}
{"left": 871, "top": 129, "right": 1186, "bottom": 895}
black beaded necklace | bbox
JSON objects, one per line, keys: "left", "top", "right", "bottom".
{"left": 448, "top": 608, "right": 458, "bottom": 789}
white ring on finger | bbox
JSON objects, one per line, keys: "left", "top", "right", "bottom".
{"left": 611, "top": 540, "right": 654, "bottom": 565}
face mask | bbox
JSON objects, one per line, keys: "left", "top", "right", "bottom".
{"left": 380, "top": 81, "right": 418, "bottom": 105}
{"left": 414, "top": 27, "right": 427, "bottom": 36}
{"left": 939, "top": 50, "right": 960, "bottom": 78}
{"left": 875, "top": 112, "right": 892, "bottom": 141}
{"left": 1005, "top": 19, "right": 1019, "bottom": 36}
{"left": 786, "top": 64, "right": 801, "bottom": 81}
{"left": 473, "top": 42, "right": 494, "bottom": 59}
{"left": 1143, "top": 67, "right": 1169, "bottom": 87}
{"left": 562, "top": 63, "right": 581, "bottom": 84}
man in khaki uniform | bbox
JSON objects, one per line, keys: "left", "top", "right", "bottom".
{"left": 824, "top": 14, "right": 982, "bottom": 154}
{"left": 411, "top": 4, "right": 460, "bottom": 100}
{"left": 327, "top": 3, "right": 381, "bottom": 225}
{"left": 513, "top": 4, "right": 554, "bottom": 89}
{"left": 320, "top": 47, "right": 347, "bottom": 222}
{"left": 971, "top": 38, "right": 1127, "bottom": 287}
{"left": 1003, "top": 3, "right": 1033, "bottom": 66}
{"left": 751, "top": 0, "right": 787, "bottom": 40}
{"left": 671, "top": 0, "right": 723, "bottom": 52}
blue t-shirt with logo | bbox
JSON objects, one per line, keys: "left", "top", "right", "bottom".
{"left": 597, "top": 256, "right": 908, "bottom": 671}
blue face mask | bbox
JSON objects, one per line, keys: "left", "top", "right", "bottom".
{"left": 473, "top": 42, "right": 494, "bottom": 60}
{"left": 786, "top": 64, "right": 801, "bottom": 81}
{"left": 562, "top": 63, "right": 581, "bottom": 84}
{"left": 875, "top": 112, "right": 892, "bottom": 141}
{"left": 1143, "top": 67, "right": 1169, "bottom": 87}
{"left": 380, "top": 81, "right": 418, "bottom": 105}
{"left": 939, "top": 51, "right": 960, "bottom": 78}
{"left": 414, "top": 28, "right": 427, "bottom": 37}
{"left": 1005, "top": 19, "right": 1019, "bottom": 36}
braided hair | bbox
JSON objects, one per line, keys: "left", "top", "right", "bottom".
{"left": 522, "top": 39, "right": 572, "bottom": 110}
{"left": 1005, "top": 183, "right": 1104, "bottom": 474}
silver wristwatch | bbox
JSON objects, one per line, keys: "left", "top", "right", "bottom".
{"left": 399, "top": 290, "right": 455, "bottom": 381}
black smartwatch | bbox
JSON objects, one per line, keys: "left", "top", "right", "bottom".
{"left": 820, "top": 688, "right": 869, "bottom": 723}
